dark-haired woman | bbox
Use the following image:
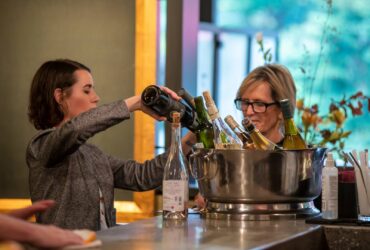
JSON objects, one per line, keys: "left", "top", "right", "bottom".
{"left": 27, "top": 59, "right": 196, "bottom": 231}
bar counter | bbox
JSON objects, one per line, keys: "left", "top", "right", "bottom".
{"left": 97, "top": 213, "right": 326, "bottom": 249}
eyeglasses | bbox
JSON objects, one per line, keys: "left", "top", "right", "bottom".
{"left": 234, "top": 98, "right": 279, "bottom": 113}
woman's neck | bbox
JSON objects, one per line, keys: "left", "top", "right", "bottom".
{"left": 262, "top": 129, "right": 284, "bottom": 144}
{"left": 55, "top": 117, "right": 69, "bottom": 128}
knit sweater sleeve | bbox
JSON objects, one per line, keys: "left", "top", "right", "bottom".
{"left": 108, "top": 152, "right": 169, "bottom": 191}
{"left": 26, "top": 100, "right": 130, "bottom": 167}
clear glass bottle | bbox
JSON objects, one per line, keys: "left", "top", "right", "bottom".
{"left": 163, "top": 112, "right": 189, "bottom": 220}
{"left": 242, "top": 118, "right": 280, "bottom": 150}
{"left": 202, "top": 91, "right": 242, "bottom": 149}
{"left": 321, "top": 152, "right": 338, "bottom": 219}
{"left": 224, "top": 115, "right": 254, "bottom": 149}
{"left": 194, "top": 96, "right": 215, "bottom": 149}
{"left": 280, "top": 99, "right": 307, "bottom": 150}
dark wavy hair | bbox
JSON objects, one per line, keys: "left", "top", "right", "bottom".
{"left": 28, "top": 59, "right": 91, "bottom": 130}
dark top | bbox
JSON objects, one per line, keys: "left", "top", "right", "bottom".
{"left": 26, "top": 100, "right": 168, "bottom": 231}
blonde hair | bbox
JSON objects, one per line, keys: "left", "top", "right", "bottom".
{"left": 236, "top": 64, "right": 296, "bottom": 111}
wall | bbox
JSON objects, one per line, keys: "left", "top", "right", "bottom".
{"left": 0, "top": 0, "right": 135, "bottom": 200}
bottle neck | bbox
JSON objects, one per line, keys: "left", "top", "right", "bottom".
{"left": 170, "top": 123, "right": 183, "bottom": 153}
{"left": 207, "top": 104, "right": 220, "bottom": 121}
{"left": 234, "top": 125, "right": 245, "bottom": 134}
{"left": 195, "top": 98, "right": 210, "bottom": 124}
{"left": 284, "top": 118, "right": 299, "bottom": 135}
{"left": 244, "top": 123, "right": 256, "bottom": 134}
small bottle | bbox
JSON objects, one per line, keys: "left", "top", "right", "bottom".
{"left": 202, "top": 91, "right": 242, "bottom": 149}
{"left": 280, "top": 99, "right": 307, "bottom": 150}
{"left": 224, "top": 115, "right": 254, "bottom": 149}
{"left": 242, "top": 118, "right": 280, "bottom": 150}
{"left": 163, "top": 112, "right": 189, "bottom": 220}
{"left": 321, "top": 152, "right": 338, "bottom": 220}
{"left": 194, "top": 96, "right": 215, "bottom": 149}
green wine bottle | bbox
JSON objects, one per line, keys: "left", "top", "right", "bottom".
{"left": 280, "top": 99, "right": 307, "bottom": 150}
{"left": 194, "top": 96, "right": 215, "bottom": 149}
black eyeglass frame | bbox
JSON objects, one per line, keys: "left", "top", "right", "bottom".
{"left": 234, "top": 98, "right": 279, "bottom": 113}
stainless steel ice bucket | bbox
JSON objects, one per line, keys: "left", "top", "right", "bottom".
{"left": 189, "top": 148, "right": 327, "bottom": 204}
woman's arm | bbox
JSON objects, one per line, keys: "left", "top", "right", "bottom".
{"left": 27, "top": 100, "right": 131, "bottom": 167}
{"left": 28, "top": 87, "right": 181, "bottom": 167}
{"left": 109, "top": 132, "right": 196, "bottom": 191}
{"left": 124, "top": 86, "right": 181, "bottom": 119}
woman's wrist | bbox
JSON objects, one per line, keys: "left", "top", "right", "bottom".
{"left": 181, "top": 132, "right": 197, "bottom": 156}
{"left": 124, "top": 96, "right": 141, "bottom": 113}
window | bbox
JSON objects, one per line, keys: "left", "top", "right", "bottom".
{"left": 197, "top": 24, "right": 278, "bottom": 124}
{"left": 207, "top": 0, "right": 370, "bottom": 153}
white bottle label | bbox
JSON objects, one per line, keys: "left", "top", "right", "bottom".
{"left": 322, "top": 175, "right": 338, "bottom": 200}
{"left": 322, "top": 175, "right": 338, "bottom": 213}
{"left": 163, "top": 180, "right": 188, "bottom": 212}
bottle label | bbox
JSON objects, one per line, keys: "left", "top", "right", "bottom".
{"left": 215, "top": 143, "right": 242, "bottom": 149}
{"left": 322, "top": 175, "right": 338, "bottom": 199}
{"left": 322, "top": 199, "right": 338, "bottom": 213}
{"left": 322, "top": 174, "right": 338, "bottom": 213}
{"left": 163, "top": 180, "right": 188, "bottom": 212}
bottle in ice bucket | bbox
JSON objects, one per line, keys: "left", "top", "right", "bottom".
{"left": 163, "top": 112, "right": 189, "bottom": 220}
{"left": 202, "top": 91, "right": 242, "bottom": 149}
{"left": 194, "top": 96, "right": 215, "bottom": 149}
{"left": 242, "top": 118, "right": 280, "bottom": 150}
{"left": 280, "top": 99, "right": 307, "bottom": 150}
{"left": 224, "top": 115, "right": 254, "bottom": 149}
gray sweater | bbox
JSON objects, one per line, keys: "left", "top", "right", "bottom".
{"left": 26, "top": 100, "right": 167, "bottom": 231}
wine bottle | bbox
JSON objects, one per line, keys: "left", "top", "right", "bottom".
{"left": 280, "top": 99, "right": 307, "bottom": 149}
{"left": 202, "top": 91, "right": 242, "bottom": 149}
{"left": 194, "top": 96, "right": 215, "bottom": 149}
{"left": 224, "top": 115, "right": 254, "bottom": 149}
{"left": 242, "top": 118, "right": 280, "bottom": 150}
{"left": 163, "top": 112, "right": 189, "bottom": 220}
{"left": 141, "top": 85, "right": 199, "bottom": 132}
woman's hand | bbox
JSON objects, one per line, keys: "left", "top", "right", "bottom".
{"left": 125, "top": 86, "right": 181, "bottom": 121}
{"left": 181, "top": 131, "right": 197, "bottom": 156}
{"left": 194, "top": 193, "right": 206, "bottom": 210}
{"left": 8, "top": 200, "right": 55, "bottom": 220}
{"left": 0, "top": 213, "right": 84, "bottom": 249}
{"left": 28, "top": 224, "right": 84, "bottom": 248}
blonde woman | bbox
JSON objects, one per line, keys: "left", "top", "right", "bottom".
{"left": 234, "top": 64, "right": 297, "bottom": 145}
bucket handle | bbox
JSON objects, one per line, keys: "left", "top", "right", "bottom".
{"left": 189, "top": 150, "right": 217, "bottom": 180}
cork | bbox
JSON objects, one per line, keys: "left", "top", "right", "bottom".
{"left": 242, "top": 118, "right": 255, "bottom": 132}
{"left": 202, "top": 91, "right": 219, "bottom": 120}
{"left": 224, "top": 115, "right": 237, "bottom": 129}
{"left": 202, "top": 91, "right": 214, "bottom": 107}
{"left": 171, "top": 112, "right": 181, "bottom": 124}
